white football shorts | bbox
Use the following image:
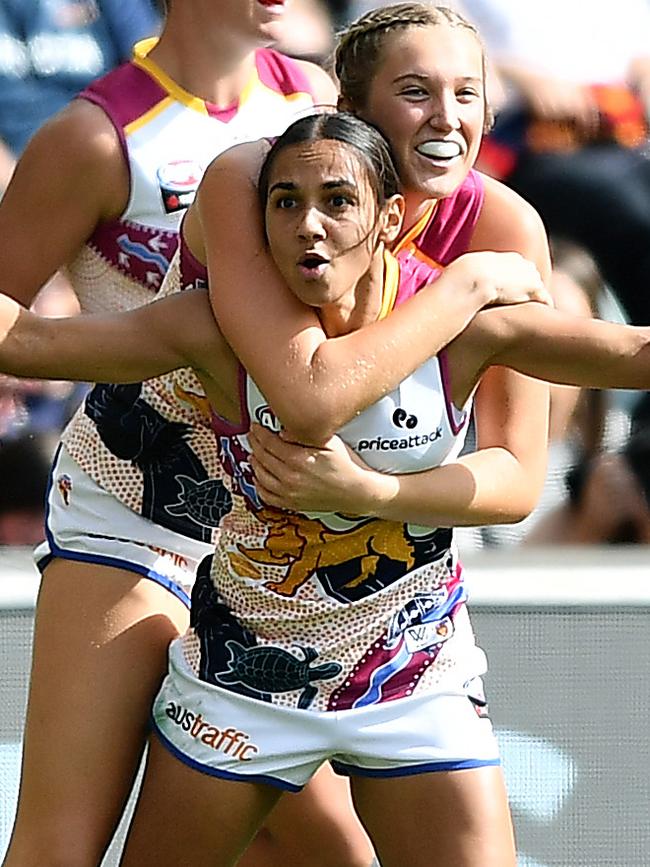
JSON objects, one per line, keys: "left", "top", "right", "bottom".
{"left": 35, "top": 446, "right": 213, "bottom": 606}
{"left": 152, "top": 637, "right": 500, "bottom": 791}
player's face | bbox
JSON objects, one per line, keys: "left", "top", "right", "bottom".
{"left": 218, "top": 0, "right": 293, "bottom": 43}
{"left": 360, "top": 24, "right": 485, "bottom": 203}
{"left": 265, "top": 141, "right": 387, "bottom": 316}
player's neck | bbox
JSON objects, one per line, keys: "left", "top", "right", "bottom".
{"left": 150, "top": 18, "right": 260, "bottom": 109}
{"left": 401, "top": 194, "right": 437, "bottom": 237}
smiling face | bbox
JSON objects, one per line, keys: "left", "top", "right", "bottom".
{"left": 264, "top": 139, "right": 400, "bottom": 326}
{"left": 355, "top": 23, "right": 485, "bottom": 204}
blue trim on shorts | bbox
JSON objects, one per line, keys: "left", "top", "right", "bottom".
{"left": 151, "top": 720, "right": 302, "bottom": 793}
{"left": 40, "top": 447, "right": 191, "bottom": 608}
{"left": 330, "top": 757, "right": 501, "bottom": 779}
{"left": 41, "top": 540, "right": 191, "bottom": 608}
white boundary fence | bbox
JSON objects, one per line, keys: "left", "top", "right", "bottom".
{"left": 1, "top": 546, "right": 649, "bottom": 866}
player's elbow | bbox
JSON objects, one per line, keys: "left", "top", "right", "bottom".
{"left": 484, "top": 502, "right": 535, "bottom": 526}
{"left": 274, "top": 402, "right": 341, "bottom": 447}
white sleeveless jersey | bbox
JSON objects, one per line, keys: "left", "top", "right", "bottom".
{"left": 181, "top": 252, "right": 487, "bottom": 713}
{"left": 60, "top": 42, "right": 319, "bottom": 543}
{"left": 241, "top": 349, "right": 469, "bottom": 529}
{"left": 67, "top": 39, "right": 317, "bottom": 312}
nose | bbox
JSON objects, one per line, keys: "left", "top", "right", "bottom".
{"left": 297, "top": 206, "right": 326, "bottom": 242}
{"left": 427, "top": 89, "right": 460, "bottom": 133}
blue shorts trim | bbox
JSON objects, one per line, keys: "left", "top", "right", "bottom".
{"left": 40, "top": 445, "right": 191, "bottom": 608}
{"left": 150, "top": 720, "right": 302, "bottom": 793}
{"left": 330, "top": 757, "right": 501, "bottom": 779}
{"left": 39, "top": 541, "right": 191, "bottom": 608}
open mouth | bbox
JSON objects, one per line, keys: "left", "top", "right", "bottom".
{"left": 298, "top": 252, "right": 329, "bottom": 277}
{"left": 415, "top": 140, "right": 464, "bottom": 161}
{"left": 257, "top": 0, "right": 287, "bottom": 8}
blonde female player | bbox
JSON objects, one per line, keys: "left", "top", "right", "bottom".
{"left": 0, "top": 112, "right": 648, "bottom": 866}
{"left": 191, "top": 3, "right": 555, "bottom": 556}
{"left": 0, "top": 2, "right": 387, "bottom": 866}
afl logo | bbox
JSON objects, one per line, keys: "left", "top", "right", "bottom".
{"left": 255, "top": 404, "right": 281, "bottom": 433}
{"left": 157, "top": 160, "right": 203, "bottom": 214}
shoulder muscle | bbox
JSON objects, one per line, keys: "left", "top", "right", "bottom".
{"left": 0, "top": 99, "right": 129, "bottom": 305}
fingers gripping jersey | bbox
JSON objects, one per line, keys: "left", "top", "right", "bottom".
{"left": 60, "top": 44, "right": 319, "bottom": 542}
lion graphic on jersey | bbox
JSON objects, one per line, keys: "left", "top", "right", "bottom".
{"left": 234, "top": 509, "right": 415, "bottom": 597}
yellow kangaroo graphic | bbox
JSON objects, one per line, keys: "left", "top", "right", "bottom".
{"left": 237, "top": 509, "right": 415, "bottom": 597}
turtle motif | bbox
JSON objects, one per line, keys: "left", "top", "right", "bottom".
{"left": 217, "top": 640, "right": 342, "bottom": 709}
{"left": 166, "top": 475, "right": 233, "bottom": 527}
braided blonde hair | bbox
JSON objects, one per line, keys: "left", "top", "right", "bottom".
{"left": 335, "top": 3, "right": 493, "bottom": 132}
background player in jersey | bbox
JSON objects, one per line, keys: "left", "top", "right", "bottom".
{"left": 0, "top": 111, "right": 649, "bottom": 866}
{"left": 0, "top": 3, "right": 381, "bottom": 867}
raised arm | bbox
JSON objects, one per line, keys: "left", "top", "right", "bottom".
{"left": 200, "top": 146, "right": 549, "bottom": 445}
{"left": 262, "top": 284, "right": 650, "bottom": 526}
{"left": 451, "top": 180, "right": 649, "bottom": 394}
{"left": 0, "top": 289, "right": 229, "bottom": 386}
{"left": 469, "top": 303, "right": 650, "bottom": 391}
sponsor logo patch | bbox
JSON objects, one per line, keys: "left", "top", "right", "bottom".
{"left": 157, "top": 160, "right": 203, "bottom": 214}
{"left": 164, "top": 702, "right": 260, "bottom": 762}
{"left": 57, "top": 474, "right": 72, "bottom": 506}
{"left": 403, "top": 616, "right": 454, "bottom": 654}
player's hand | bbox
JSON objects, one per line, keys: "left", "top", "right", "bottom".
{"left": 249, "top": 423, "right": 386, "bottom": 514}
{"left": 447, "top": 251, "right": 553, "bottom": 309}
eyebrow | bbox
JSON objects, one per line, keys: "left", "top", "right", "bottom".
{"left": 268, "top": 178, "right": 357, "bottom": 195}
{"left": 392, "top": 73, "right": 482, "bottom": 85}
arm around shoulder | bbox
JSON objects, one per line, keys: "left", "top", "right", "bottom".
{"left": 202, "top": 152, "right": 551, "bottom": 445}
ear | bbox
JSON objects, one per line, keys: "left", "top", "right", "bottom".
{"left": 378, "top": 194, "right": 405, "bottom": 244}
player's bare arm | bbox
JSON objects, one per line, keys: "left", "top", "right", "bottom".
{"left": 198, "top": 146, "right": 549, "bottom": 444}
{"left": 0, "top": 99, "right": 128, "bottom": 307}
{"left": 0, "top": 289, "right": 231, "bottom": 387}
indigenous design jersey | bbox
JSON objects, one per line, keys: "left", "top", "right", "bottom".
{"left": 60, "top": 42, "right": 318, "bottom": 541}
{"left": 177, "top": 247, "right": 484, "bottom": 712}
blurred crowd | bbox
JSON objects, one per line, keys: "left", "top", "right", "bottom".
{"left": 1, "top": 0, "right": 649, "bottom": 548}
